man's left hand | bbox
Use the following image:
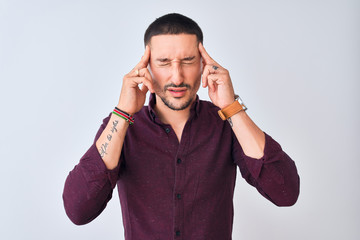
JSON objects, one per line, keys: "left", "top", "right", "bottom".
{"left": 199, "top": 42, "right": 235, "bottom": 109}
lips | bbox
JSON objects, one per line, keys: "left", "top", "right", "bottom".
{"left": 167, "top": 87, "right": 187, "bottom": 97}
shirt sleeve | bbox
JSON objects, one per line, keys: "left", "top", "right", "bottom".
{"left": 233, "top": 132, "right": 300, "bottom": 206}
{"left": 62, "top": 113, "right": 121, "bottom": 225}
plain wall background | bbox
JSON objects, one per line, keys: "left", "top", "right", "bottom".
{"left": 1, "top": 0, "right": 359, "bottom": 239}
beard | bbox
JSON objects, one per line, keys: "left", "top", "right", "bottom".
{"left": 159, "top": 94, "right": 193, "bottom": 111}
{"left": 156, "top": 82, "right": 194, "bottom": 111}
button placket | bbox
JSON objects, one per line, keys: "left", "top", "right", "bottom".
{"left": 173, "top": 120, "right": 192, "bottom": 240}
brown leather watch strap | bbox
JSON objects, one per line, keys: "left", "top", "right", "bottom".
{"left": 218, "top": 100, "right": 247, "bottom": 120}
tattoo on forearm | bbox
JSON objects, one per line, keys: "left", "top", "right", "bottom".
{"left": 99, "top": 142, "right": 109, "bottom": 158}
{"left": 110, "top": 120, "right": 119, "bottom": 133}
{"left": 227, "top": 117, "right": 233, "bottom": 127}
{"left": 99, "top": 120, "right": 119, "bottom": 158}
{"left": 107, "top": 134, "right": 112, "bottom": 141}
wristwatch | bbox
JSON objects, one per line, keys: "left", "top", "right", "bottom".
{"left": 218, "top": 94, "right": 247, "bottom": 120}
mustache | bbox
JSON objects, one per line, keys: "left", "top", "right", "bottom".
{"left": 164, "top": 83, "right": 191, "bottom": 90}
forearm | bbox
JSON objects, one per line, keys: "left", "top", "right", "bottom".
{"left": 230, "top": 111, "right": 299, "bottom": 205}
{"left": 95, "top": 113, "right": 129, "bottom": 170}
{"left": 198, "top": 42, "right": 299, "bottom": 205}
{"left": 238, "top": 134, "right": 300, "bottom": 206}
{"left": 63, "top": 114, "right": 126, "bottom": 224}
{"left": 64, "top": 45, "right": 151, "bottom": 224}
{"left": 230, "top": 110, "right": 265, "bottom": 159}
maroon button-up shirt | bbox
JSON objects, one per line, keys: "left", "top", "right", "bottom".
{"left": 63, "top": 94, "right": 299, "bottom": 240}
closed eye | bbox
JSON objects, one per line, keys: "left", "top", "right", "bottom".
{"left": 182, "top": 60, "right": 195, "bottom": 65}
{"left": 182, "top": 56, "right": 196, "bottom": 65}
{"left": 159, "top": 62, "right": 171, "bottom": 66}
{"left": 156, "top": 58, "right": 171, "bottom": 66}
{"left": 155, "top": 56, "right": 196, "bottom": 66}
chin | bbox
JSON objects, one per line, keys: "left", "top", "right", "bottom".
{"left": 161, "top": 95, "right": 194, "bottom": 111}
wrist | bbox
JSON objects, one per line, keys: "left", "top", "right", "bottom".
{"left": 218, "top": 94, "right": 247, "bottom": 120}
{"left": 113, "top": 107, "right": 134, "bottom": 125}
{"left": 116, "top": 104, "right": 135, "bottom": 116}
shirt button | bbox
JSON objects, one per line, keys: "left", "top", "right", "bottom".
{"left": 165, "top": 128, "right": 170, "bottom": 133}
{"left": 175, "top": 230, "right": 181, "bottom": 236}
{"left": 177, "top": 158, "right": 182, "bottom": 164}
{"left": 176, "top": 193, "right": 181, "bottom": 199}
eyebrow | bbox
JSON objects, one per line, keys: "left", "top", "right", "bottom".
{"left": 156, "top": 56, "right": 196, "bottom": 62}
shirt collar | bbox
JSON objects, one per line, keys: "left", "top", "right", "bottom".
{"left": 148, "top": 93, "right": 200, "bottom": 122}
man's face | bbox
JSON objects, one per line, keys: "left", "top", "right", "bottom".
{"left": 149, "top": 34, "right": 202, "bottom": 111}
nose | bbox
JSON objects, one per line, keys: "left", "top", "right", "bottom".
{"left": 170, "top": 61, "right": 184, "bottom": 86}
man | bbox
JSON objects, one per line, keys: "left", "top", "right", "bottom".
{"left": 63, "top": 13, "right": 299, "bottom": 240}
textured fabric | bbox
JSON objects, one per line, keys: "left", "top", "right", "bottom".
{"left": 63, "top": 94, "right": 300, "bottom": 240}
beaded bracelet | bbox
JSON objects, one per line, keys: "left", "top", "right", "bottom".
{"left": 112, "top": 107, "right": 134, "bottom": 125}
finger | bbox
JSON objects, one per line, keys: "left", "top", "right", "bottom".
{"left": 133, "top": 45, "right": 151, "bottom": 71}
{"left": 207, "top": 74, "right": 227, "bottom": 85}
{"left": 202, "top": 68, "right": 209, "bottom": 88}
{"left": 141, "top": 79, "right": 154, "bottom": 93}
{"left": 202, "top": 64, "right": 222, "bottom": 88}
{"left": 125, "top": 65, "right": 154, "bottom": 92}
{"left": 205, "top": 73, "right": 229, "bottom": 92}
{"left": 139, "top": 68, "right": 154, "bottom": 93}
{"left": 204, "top": 64, "right": 225, "bottom": 73}
{"left": 140, "top": 83, "right": 149, "bottom": 94}
{"left": 132, "top": 76, "right": 154, "bottom": 93}
{"left": 202, "top": 71, "right": 217, "bottom": 92}
{"left": 198, "top": 42, "right": 217, "bottom": 65}
{"left": 129, "top": 61, "right": 152, "bottom": 78}
{"left": 129, "top": 68, "right": 140, "bottom": 78}
{"left": 138, "top": 67, "right": 152, "bottom": 79}
{"left": 202, "top": 66, "right": 215, "bottom": 88}
{"left": 125, "top": 72, "right": 153, "bottom": 90}
{"left": 207, "top": 76, "right": 217, "bottom": 92}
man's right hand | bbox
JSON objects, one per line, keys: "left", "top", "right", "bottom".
{"left": 117, "top": 45, "right": 154, "bottom": 115}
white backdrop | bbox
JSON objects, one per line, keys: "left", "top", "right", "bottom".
{"left": 1, "top": 0, "right": 359, "bottom": 239}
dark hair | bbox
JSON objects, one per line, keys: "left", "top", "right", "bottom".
{"left": 144, "top": 13, "right": 203, "bottom": 46}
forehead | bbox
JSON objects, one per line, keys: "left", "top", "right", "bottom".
{"left": 149, "top": 34, "right": 199, "bottom": 58}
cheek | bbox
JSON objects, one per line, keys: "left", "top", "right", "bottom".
{"left": 150, "top": 65, "right": 169, "bottom": 80}
{"left": 185, "top": 64, "right": 202, "bottom": 80}
{"left": 193, "top": 60, "right": 203, "bottom": 75}
{"left": 149, "top": 66, "right": 167, "bottom": 91}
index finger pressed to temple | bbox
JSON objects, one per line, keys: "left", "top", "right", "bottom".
{"left": 136, "top": 45, "right": 151, "bottom": 69}
{"left": 198, "top": 42, "right": 216, "bottom": 65}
